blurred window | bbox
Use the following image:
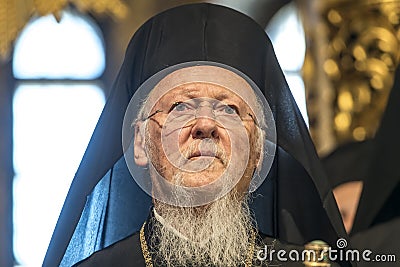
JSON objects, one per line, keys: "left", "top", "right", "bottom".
{"left": 266, "top": 2, "right": 309, "bottom": 126}
{"left": 12, "top": 10, "right": 106, "bottom": 267}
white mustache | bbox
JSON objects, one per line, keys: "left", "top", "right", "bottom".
{"left": 181, "top": 140, "right": 228, "bottom": 166}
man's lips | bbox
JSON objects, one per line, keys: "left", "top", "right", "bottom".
{"left": 188, "top": 150, "right": 218, "bottom": 160}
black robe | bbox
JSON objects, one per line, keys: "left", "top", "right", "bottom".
{"left": 73, "top": 209, "right": 310, "bottom": 267}
{"left": 43, "top": 3, "right": 351, "bottom": 267}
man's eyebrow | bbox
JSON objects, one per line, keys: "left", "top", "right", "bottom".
{"left": 215, "top": 93, "right": 230, "bottom": 101}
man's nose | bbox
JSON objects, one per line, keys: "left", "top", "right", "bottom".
{"left": 191, "top": 105, "right": 219, "bottom": 139}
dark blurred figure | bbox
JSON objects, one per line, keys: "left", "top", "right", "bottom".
{"left": 322, "top": 66, "right": 400, "bottom": 266}
{"left": 322, "top": 140, "right": 373, "bottom": 234}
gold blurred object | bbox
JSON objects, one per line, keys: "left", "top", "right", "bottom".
{"left": 71, "top": 0, "right": 128, "bottom": 20}
{"left": 0, "top": 0, "right": 34, "bottom": 61}
{"left": 0, "top": 0, "right": 128, "bottom": 61}
{"left": 34, "top": 0, "right": 68, "bottom": 19}
{"left": 303, "top": 240, "right": 331, "bottom": 267}
{"left": 297, "top": 0, "right": 400, "bottom": 155}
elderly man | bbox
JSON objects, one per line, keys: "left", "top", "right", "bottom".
{"left": 134, "top": 64, "right": 270, "bottom": 264}
{"left": 75, "top": 62, "right": 295, "bottom": 266}
{"left": 44, "top": 3, "right": 350, "bottom": 267}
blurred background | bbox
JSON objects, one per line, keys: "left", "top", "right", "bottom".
{"left": 1, "top": 0, "right": 399, "bottom": 266}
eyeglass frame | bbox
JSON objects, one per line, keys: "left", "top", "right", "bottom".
{"left": 140, "top": 100, "right": 262, "bottom": 129}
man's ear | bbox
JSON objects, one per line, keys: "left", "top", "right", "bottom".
{"left": 253, "top": 127, "right": 264, "bottom": 171}
{"left": 134, "top": 121, "right": 148, "bottom": 166}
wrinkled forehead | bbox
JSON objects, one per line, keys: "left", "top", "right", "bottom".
{"left": 145, "top": 65, "right": 259, "bottom": 112}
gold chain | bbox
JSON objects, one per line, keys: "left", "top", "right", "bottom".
{"left": 140, "top": 222, "right": 154, "bottom": 267}
{"left": 139, "top": 221, "right": 257, "bottom": 267}
{"left": 245, "top": 227, "right": 256, "bottom": 267}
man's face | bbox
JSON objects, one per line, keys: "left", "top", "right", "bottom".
{"left": 134, "top": 81, "right": 262, "bottom": 199}
{"left": 333, "top": 180, "right": 363, "bottom": 233}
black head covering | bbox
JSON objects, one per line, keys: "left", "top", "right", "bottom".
{"left": 43, "top": 3, "right": 348, "bottom": 266}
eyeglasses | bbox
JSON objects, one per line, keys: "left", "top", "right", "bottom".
{"left": 142, "top": 99, "right": 259, "bottom": 130}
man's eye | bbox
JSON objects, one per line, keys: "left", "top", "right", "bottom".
{"left": 223, "top": 105, "right": 238, "bottom": 115}
{"left": 170, "top": 102, "right": 189, "bottom": 112}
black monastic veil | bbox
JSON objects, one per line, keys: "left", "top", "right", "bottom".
{"left": 43, "top": 3, "right": 349, "bottom": 266}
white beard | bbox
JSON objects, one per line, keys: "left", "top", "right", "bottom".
{"left": 152, "top": 191, "right": 254, "bottom": 267}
